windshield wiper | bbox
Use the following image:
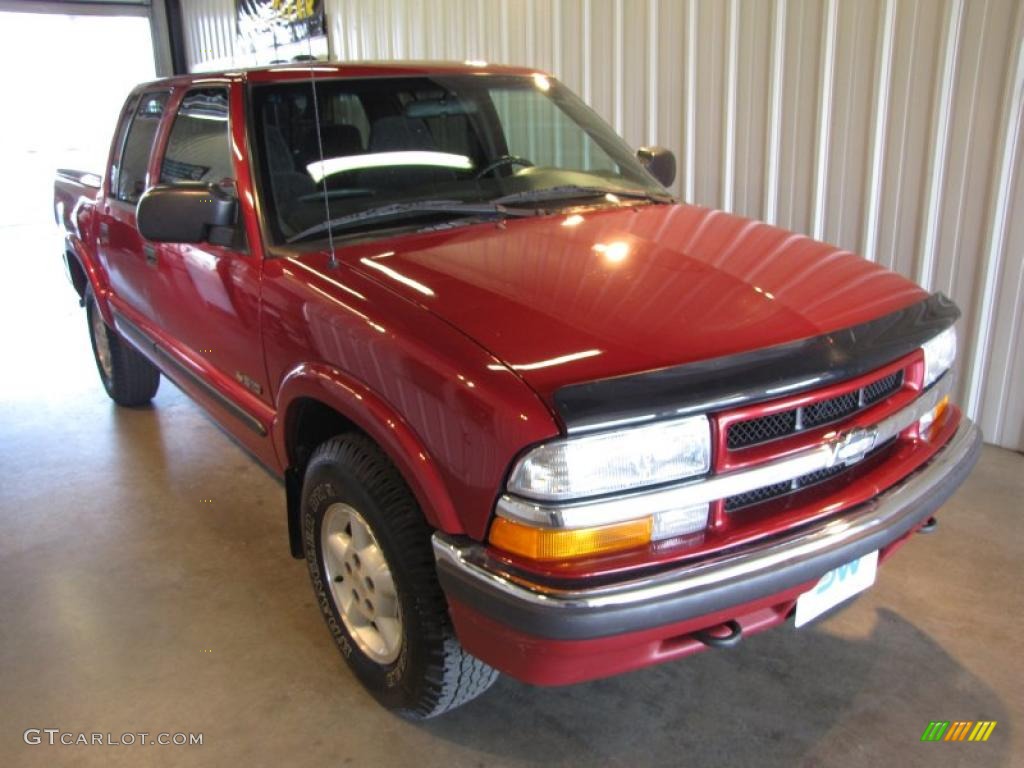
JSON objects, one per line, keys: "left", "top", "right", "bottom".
{"left": 492, "top": 185, "right": 675, "bottom": 207}
{"left": 286, "top": 199, "right": 533, "bottom": 244}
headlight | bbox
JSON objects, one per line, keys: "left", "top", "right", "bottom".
{"left": 507, "top": 415, "right": 711, "bottom": 501}
{"left": 922, "top": 326, "right": 957, "bottom": 388}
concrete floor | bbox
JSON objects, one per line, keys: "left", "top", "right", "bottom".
{"left": 2, "top": 220, "right": 1022, "bottom": 768}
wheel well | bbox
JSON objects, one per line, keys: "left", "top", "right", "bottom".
{"left": 66, "top": 250, "right": 88, "bottom": 299}
{"left": 286, "top": 397, "right": 361, "bottom": 470}
{"left": 283, "top": 398, "right": 361, "bottom": 558}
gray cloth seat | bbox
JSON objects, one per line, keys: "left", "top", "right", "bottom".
{"left": 359, "top": 116, "right": 458, "bottom": 190}
{"left": 302, "top": 123, "right": 364, "bottom": 166}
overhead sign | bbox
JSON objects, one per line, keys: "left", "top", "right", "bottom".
{"left": 236, "top": 0, "right": 326, "bottom": 50}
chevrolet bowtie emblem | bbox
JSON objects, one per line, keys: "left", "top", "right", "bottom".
{"left": 830, "top": 427, "right": 878, "bottom": 466}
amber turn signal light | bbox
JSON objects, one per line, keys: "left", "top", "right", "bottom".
{"left": 488, "top": 516, "right": 652, "bottom": 560}
{"left": 919, "top": 395, "right": 950, "bottom": 440}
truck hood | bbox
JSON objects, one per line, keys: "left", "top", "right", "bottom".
{"left": 348, "top": 203, "right": 927, "bottom": 404}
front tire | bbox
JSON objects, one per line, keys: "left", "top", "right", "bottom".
{"left": 301, "top": 433, "right": 498, "bottom": 718}
{"left": 86, "top": 291, "right": 160, "bottom": 406}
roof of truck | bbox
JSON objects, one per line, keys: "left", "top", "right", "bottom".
{"left": 140, "top": 60, "right": 547, "bottom": 89}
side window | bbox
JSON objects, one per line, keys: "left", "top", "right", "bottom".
{"left": 116, "top": 92, "right": 168, "bottom": 204}
{"left": 109, "top": 95, "right": 139, "bottom": 198}
{"left": 160, "top": 88, "right": 234, "bottom": 185}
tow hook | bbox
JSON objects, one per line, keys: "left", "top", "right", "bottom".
{"left": 918, "top": 516, "right": 939, "bottom": 534}
{"left": 695, "top": 620, "right": 743, "bottom": 649}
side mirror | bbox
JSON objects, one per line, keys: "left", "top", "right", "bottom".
{"left": 137, "top": 183, "right": 236, "bottom": 245}
{"left": 636, "top": 146, "right": 676, "bottom": 188}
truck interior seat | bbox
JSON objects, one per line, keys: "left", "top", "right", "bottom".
{"left": 361, "top": 116, "right": 458, "bottom": 189}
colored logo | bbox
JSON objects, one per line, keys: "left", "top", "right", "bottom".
{"left": 921, "top": 721, "right": 997, "bottom": 742}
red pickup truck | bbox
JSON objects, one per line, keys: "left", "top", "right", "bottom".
{"left": 55, "top": 62, "right": 980, "bottom": 718}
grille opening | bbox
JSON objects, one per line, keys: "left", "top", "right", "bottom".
{"left": 726, "top": 410, "right": 797, "bottom": 449}
{"left": 725, "top": 463, "right": 846, "bottom": 512}
{"left": 863, "top": 371, "right": 903, "bottom": 404}
{"left": 802, "top": 391, "right": 860, "bottom": 428}
{"left": 726, "top": 369, "right": 904, "bottom": 451}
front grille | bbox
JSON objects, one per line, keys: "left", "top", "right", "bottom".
{"left": 724, "top": 480, "right": 792, "bottom": 511}
{"left": 725, "top": 461, "right": 850, "bottom": 512}
{"left": 803, "top": 391, "right": 860, "bottom": 428}
{"left": 863, "top": 371, "right": 903, "bottom": 404}
{"left": 726, "top": 370, "right": 904, "bottom": 450}
{"left": 726, "top": 410, "right": 797, "bottom": 449}
{"left": 724, "top": 439, "right": 895, "bottom": 512}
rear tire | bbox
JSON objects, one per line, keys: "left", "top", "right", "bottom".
{"left": 301, "top": 433, "right": 498, "bottom": 719}
{"left": 86, "top": 291, "right": 160, "bottom": 406}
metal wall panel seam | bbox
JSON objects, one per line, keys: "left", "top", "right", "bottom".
{"left": 552, "top": 0, "right": 562, "bottom": 77}
{"left": 474, "top": 0, "right": 486, "bottom": 61}
{"left": 349, "top": 0, "right": 361, "bottom": 59}
{"left": 778, "top": 3, "right": 807, "bottom": 231}
{"left": 501, "top": 0, "right": 510, "bottom": 64}
{"left": 862, "top": 0, "right": 896, "bottom": 263}
{"left": 918, "top": 0, "right": 964, "bottom": 290}
{"left": 194, "top": 0, "right": 206, "bottom": 66}
{"left": 991, "top": 250, "right": 1024, "bottom": 444}
{"left": 582, "top": 0, "right": 592, "bottom": 169}
{"left": 684, "top": 0, "right": 697, "bottom": 201}
{"left": 989, "top": 249, "right": 1024, "bottom": 445}
{"left": 647, "top": 0, "right": 659, "bottom": 146}
{"left": 938, "top": 0, "right": 989, "bottom": 304}
{"left": 966, "top": 3, "right": 1024, "bottom": 423}
{"left": 582, "top": 0, "right": 592, "bottom": 103}
{"left": 884, "top": 0, "right": 922, "bottom": 271}
{"left": 722, "top": 0, "right": 739, "bottom": 213}
{"left": 411, "top": 0, "right": 424, "bottom": 58}
{"left": 187, "top": 0, "right": 197, "bottom": 65}
{"left": 812, "top": 0, "right": 838, "bottom": 241}
{"left": 526, "top": 0, "right": 535, "bottom": 66}
{"left": 764, "top": 0, "right": 786, "bottom": 225}
{"left": 193, "top": 0, "right": 206, "bottom": 68}
{"left": 219, "top": 0, "right": 233, "bottom": 61}
{"left": 389, "top": 0, "right": 401, "bottom": 59}
{"left": 613, "top": 0, "right": 624, "bottom": 135}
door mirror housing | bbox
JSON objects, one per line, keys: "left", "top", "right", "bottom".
{"left": 636, "top": 146, "right": 676, "bottom": 188}
{"left": 136, "top": 183, "right": 236, "bottom": 245}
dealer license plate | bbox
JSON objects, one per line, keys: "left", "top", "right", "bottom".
{"left": 794, "top": 550, "right": 878, "bottom": 628}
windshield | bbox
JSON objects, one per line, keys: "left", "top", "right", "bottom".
{"left": 251, "top": 74, "right": 669, "bottom": 243}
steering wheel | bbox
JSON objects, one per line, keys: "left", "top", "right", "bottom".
{"left": 475, "top": 155, "right": 534, "bottom": 179}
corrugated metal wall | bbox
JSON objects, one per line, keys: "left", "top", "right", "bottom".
{"left": 183, "top": 0, "right": 1024, "bottom": 450}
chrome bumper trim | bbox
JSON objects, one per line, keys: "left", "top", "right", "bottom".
{"left": 433, "top": 419, "right": 980, "bottom": 639}
{"left": 497, "top": 374, "right": 953, "bottom": 529}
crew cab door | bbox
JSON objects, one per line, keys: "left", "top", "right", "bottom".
{"left": 98, "top": 91, "right": 169, "bottom": 322}
{"left": 146, "top": 85, "right": 273, "bottom": 439}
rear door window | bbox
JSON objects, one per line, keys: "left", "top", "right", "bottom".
{"left": 108, "top": 95, "right": 139, "bottom": 198}
{"left": 115, "top": 92, "right": 168, "bottom": 204}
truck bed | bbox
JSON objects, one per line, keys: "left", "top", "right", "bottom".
{"left": 54, "top": 168, "right": 101, "bottom": 236}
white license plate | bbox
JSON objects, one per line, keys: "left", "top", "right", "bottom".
{"left": 794, "top": 550, "right": 878, "bottom": 627}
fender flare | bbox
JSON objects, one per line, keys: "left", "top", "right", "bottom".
{"left": 65, "top": 235, "right": 114, "bottom": 324}
{"left": 273, "top": 362, "right": 464, "bottom": 537}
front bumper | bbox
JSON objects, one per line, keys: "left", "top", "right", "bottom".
{"left": 434, "top": 419, "right": 981, "bottom": 646}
